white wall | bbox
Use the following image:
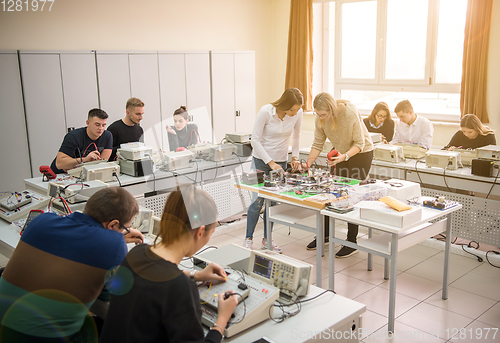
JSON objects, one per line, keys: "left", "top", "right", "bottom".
{"left": 0, "top": 0, "right": 291, "bottom": 120}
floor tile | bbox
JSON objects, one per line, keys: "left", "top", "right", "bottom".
{"left": 279, "top": 240, "right": 319, "bottom": 261}
{"left": 363, "top": 321, "right": 446, "bottom": 342}
{"left": 309, "top": 264, "right": 330, "bottom": 287}
{"left": 450, "top": 273, "right": 500, "bottom": 301}
{"left": 399, "top": 244, "right": 442, "bottom": 259}
{"left": 354, "top": 286, "right": 420, "bottom": 318}
{"left": 340, "top": 260, "right": 394, "bottom": 286}
{"left": 424, "top": 287, "right": 497, "bottom": 319}
{"left": 331, "top": 273, "right": 376, "bottom": 299}
{"left": 470, "top": 262, "right": 500, "bottom": 280}
{"left": 379, "top": 273, "right": 442, "bottom": 301}
{"left": 372, "top": 253, "right": 426, "bottom": 272}
{"left": 477, "top": 302, "right": 500, "bottom": 327}
{"left": 404, "top": 259, "right": 468, "bottom": 284}
{"left": 273, "top": 227, "right": 315, "bottom": 240}
{"left": 429, "top": 251, "right": 483, "bottom": 272}
{"left": 397, "top": 303, "right": 472, "bottom": 340}
{"left": 359, "top": 310, "right": 392, "bottom": 340}
{"left": 208, "top": 233, "right": 242, "bottom": 248}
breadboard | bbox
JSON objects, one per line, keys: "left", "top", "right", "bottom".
{"left": 198, "top": 270, "right": 279, "bottom": 337}
{"left": 422, "top": 188, "right": 500, "bottom": 246}
{"left": 0, "top": 190, "right": 50, "bottom": 223}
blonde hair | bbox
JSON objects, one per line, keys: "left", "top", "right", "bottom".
{"left": 271, "top": 88, "right": 304, "bottom": 111}
{"left": 461, "top": 114, "right": 494, "bottom": 136}
{"left": 313, "top": 92, "right": 349, "bottom": 130}
{"left": 126, "top": 97, "right": 145, "bottom": 110}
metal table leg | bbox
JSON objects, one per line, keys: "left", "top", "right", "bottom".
{"left": 442, "top": 215, "right": 452, "bottom": 300}
{"left": 329, "top": 216, "right": 336, "bottom": 290}
{"left": 265, "top": 199, "right": 272, "bottom": 250}
{"left": 316, "top": 213, "right": 324, "bottom": 288}
{"left": 388, "top": 233, "right": 399, "bottom": 333}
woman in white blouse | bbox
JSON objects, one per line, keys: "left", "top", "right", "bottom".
{"left": 244, "top": 88, "right": 303, "bottom": 253}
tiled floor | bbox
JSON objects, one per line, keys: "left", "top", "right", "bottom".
{"left": 213, "top": 217, "right": 500, "bottom": 343}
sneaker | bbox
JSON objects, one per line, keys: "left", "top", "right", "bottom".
{"left": 243, "top": 238, "right": 253, "bottom": 249}
{"left": 261, "top": 238, "right": 282, "bottom": 254}
{"left": 335, "top": 245, "right": 358, "bottom": 258}
{"left": 306, "top": 236, "right": 329, "bottom": 251}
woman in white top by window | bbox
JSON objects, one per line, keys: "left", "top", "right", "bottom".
{"left": 244, "top": 88, "right": 303, "bottom": 253}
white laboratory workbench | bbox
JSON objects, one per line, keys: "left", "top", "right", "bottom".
{"left": 321, "top": 202, "right": 462, "bottom": 333}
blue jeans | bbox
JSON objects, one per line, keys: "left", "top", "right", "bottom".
{"left": 246, "top": 157, "right": 287, "bottom": 239}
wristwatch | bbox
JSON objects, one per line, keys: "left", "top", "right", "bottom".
{"left": 189, "top": 270, "right": 196, "bottom": 281}
{"left": 344, "top": 152, "right": 350, "bottom": 161}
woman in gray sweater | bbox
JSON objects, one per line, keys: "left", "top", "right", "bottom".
{"left": 304, "top": 92, "right": 374, "bottom": 257}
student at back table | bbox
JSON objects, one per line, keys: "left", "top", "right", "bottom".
{"left": 444, "top": 114, "right": 496, "bottom": 150}
{"left": 390, "top": 100, "right": 434, "bottom": 149}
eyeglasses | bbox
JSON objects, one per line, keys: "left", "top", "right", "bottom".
{"left": 120, "top": 224, "right": 131, "bottom": 234}
{"left": 376, "top": 114, "right": 387, "bottom": 119}
{"left": 315, "top": 112, "right": 330, "bottom": 119}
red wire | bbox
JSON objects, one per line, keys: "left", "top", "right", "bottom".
{"left": 189, "top": 128, "right": 199, "bottom": 146}
{"left": 82, "top": 142, "right": 99, "bottom": 159}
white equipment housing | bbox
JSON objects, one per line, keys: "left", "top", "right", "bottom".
{"left": 248, "top": 250, "right": 312, "bottom": 298}
{"left": 425, "top": 150, "right": 461, "bottom": 170}
{"left": 455, "top": 148, "right": 478, "bottom": 166}
{"left": 373, "top": 144, "right": 405, "bottom": 163}
{"left": 48, "top": 180, "right": 108, "bottom": 204}
{"left": 208, "top": 144, "right": 236, "bottom": 162}
{"left": 477, "top": 145, "right": 500, "bottom": 160}
{"left": 369, "top": 132, "right": 383, "bottom": 143}
{"left": 163, "top": 150, "right": 193, "bottom": 171}
{"left": 188, "top": 143, "right": 216, "bottom": 158}
{"left": 117, "top": 142, "right": 153, "bottom": 161}
{"left": 68, "top": 161, "right": 120, "bottom": 182}
{"left": 132, "top": 205, "right": 154, "bottom": 233}
{"left": 396, "top": 143, "right": 428, "bottom": 159}
{"left": 225, "top": 132, "right": 252, "bottom": 143}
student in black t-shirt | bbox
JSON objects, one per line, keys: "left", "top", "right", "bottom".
{"left": 107, "top": 97, "right": 145, "bottom": 161}
{"left": 166, "top": 106, "right": 200, "bottom": 151}
{"left": 363, "top": 101, "right": 395, "bottom": 142}
{"left": 100, "top": 185, "right": 238, "bottom": 343}
{"left": 50, "top": 109, "right": 113, "bottom": 174}
{"left": 444, "top": 114, "right": 496, "bottom": 150}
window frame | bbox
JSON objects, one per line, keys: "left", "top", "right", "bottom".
{"left": 319, "top": 0, "right": 464, "bottom": 121}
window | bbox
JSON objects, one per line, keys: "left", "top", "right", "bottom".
{"left": 320, "top": 0, "right": 468, "bottom": 121}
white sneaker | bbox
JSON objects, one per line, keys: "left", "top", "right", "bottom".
{"left": 243, "top": 238, "right": 253, "bottom": 249}
{"left": 261, "top": 238, "right": 282, "bottom": 254}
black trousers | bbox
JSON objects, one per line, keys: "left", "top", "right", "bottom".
{"left": 325, "top": 150, "right": 374, "bottom": 242}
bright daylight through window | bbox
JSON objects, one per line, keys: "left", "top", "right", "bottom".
{"left": 322, "top": 0, "right": 468, "bottom": 121}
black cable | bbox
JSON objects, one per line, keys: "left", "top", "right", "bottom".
{"left": 212, "top": 161, "right": 219, "bottom": 183}
{"left": 485, "top": 251, "right": 500, "bottom": 268}
{"left": 461, "top": 241, "right": 483, "bottom": 262}
{"left": 443, "top": 166, "right": 452, "bottom": 193}
{"left": 414, "top": 157, "right": 425, "bottom": 187}
{"left": 227, "top": 293, "right": 246, "bottom": 325}
{"left": 486, "top": 164, "right": 500, "bottom": 199}
{"left": 113, "top": 172, "right": 122, "bottom": 187}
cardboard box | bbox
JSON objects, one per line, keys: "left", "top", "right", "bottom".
{"left": 360, "top": 206, "right": 422, "bottom": 228}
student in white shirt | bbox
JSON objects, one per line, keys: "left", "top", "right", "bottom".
{"left": 244, "top": 88, "right": 303, "bottom": 253}
{"left": 390, "top": 100, "right": 434, "bottom": 149}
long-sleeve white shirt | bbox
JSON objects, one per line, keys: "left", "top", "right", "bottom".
{"left": 251, "top": 104, "right": 303, "bottom": 164}
{"left": 391, "top": 115, "right": 434, "bottom": 149}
